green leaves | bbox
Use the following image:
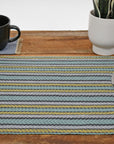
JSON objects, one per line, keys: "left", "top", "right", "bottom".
{"left": 93, "top": 0, "right": 114, "bottom": 19}
{"left": 93, "top": 0, "right": 100, "bottom": 17}
{"left": 99, "top": 0, "right": 109, "bottom": 18}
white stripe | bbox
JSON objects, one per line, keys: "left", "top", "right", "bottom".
{"left": 0, "top": 73, "right": 111, "bottom": 76}
{"left": 0, "top": 114, "right": 114, "bottom": 119}
{"left": 0, "top": 102, "right": 113, "bottom": 105}
{"left": 0, "top": 125, "right": 113, "bottom": 129}
{"left": 0, "top": 80, "right": 111, "bottom": 84}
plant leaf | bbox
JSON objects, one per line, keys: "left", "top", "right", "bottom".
{"left": 93, "top": 0, "right": 101, "bottom": 17}
{"left": 111, "top": 0, "right": 114, "bottom": 18}
{"left": 99, "top": 0, "right": 109, "bottom": 18}
{"left": 106, "top": 0, "right": 112, "bottom": 18}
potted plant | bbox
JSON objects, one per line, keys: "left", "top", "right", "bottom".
{"left": 88, "top": 0, "right": 114, "bottom": 55}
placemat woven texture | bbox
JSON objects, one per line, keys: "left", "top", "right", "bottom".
{"left": 0, "top": 56, "right": 114, "bottom": 134}
{"left": 0, "top": 40, "right": 20, "bottom": 54}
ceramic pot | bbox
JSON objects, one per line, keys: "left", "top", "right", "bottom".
{"left": 88, "top": 10, "right": 114, "bottom": 56}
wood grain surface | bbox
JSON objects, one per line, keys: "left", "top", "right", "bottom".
{"left": 0, "top": 135, "right": 114, "bottom": 144}
{"left": 10, "top": 31, "right": 93, "bottom": 56}
{"left": 0, "top": 31, "right": 114, "bottom": 144}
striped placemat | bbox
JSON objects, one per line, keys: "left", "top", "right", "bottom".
{"left": 0, "top": 56, "right": 114, "bottom": 134}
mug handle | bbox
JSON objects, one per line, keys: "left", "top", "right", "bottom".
{"left": 8, "top": 25, "right": 21, "bottom": 42}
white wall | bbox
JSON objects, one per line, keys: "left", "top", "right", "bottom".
{"left": 0, "top": 0, "right": 93, "bottom": 30}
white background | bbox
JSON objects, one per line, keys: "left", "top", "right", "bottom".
{"left": 0, "top": 0, "right": 93, "bottom": 30}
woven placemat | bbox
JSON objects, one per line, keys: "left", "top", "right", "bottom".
{"left": 0, "top": 56, "right": 114, "bottom": 134}
{"left": 0, "top": 39, "right": 22, "bottom": 54}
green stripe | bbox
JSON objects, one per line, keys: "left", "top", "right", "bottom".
{"left": 0, "top": 56, "right": 114, "bottom": 59}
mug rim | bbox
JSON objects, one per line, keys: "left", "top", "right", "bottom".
{"left": 0, "top": 15, "right": 10, "bottom": 28}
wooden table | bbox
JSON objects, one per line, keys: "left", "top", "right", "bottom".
{"left": 0, "top": 31, "right": 114, "bottom": 144}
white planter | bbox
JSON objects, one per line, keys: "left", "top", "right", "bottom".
{"left": 88, "top": 10, "right": 114, "bottom": 56}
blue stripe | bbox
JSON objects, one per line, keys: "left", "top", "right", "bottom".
{"left": 0, "top": 60, "right": 113, "bottom": 65}
{"left": 0, "top": 118, "right": 114, "bottom": 125}
{"left": 0, "top": 96, "right": 114, "bottom": 102}
{"left": 0, "top": 76, "right": 111, "bottom": 81}
{"left": 0, "top": 108, "right": 114, "bottom": 112}
{"left": 0, "top": 86, "right": 113, "bottom": 90}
